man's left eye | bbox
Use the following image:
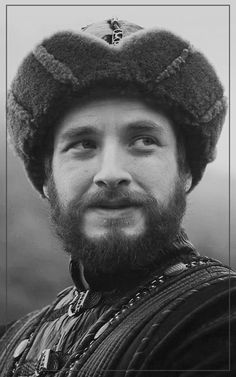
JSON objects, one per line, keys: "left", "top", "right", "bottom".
{"left": 132, "top": 137, "right": 156, "bottom": 148}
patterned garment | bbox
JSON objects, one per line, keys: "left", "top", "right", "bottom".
{"left": 1, "top": 252, "right": 236, "bottom": 377}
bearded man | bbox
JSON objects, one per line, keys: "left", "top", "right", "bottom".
{"left": 1, "top": 18, "right": 235, "bottom": 376}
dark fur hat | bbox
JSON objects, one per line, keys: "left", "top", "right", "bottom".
{"left": 8, "top": 19, "right": 227, "bottom": 195}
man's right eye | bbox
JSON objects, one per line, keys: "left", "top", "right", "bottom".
{"left": 66, "top": 139, "right": 97, "bottom": 151}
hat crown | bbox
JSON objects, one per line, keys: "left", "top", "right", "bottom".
{"left": 82, "top": 18, "right": 143, "bottom": 43}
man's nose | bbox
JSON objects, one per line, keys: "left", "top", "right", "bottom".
{"left": 93, "top": 146, "right": 132, "bottom": 189}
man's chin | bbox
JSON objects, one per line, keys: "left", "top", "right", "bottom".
{"left": 70, "top": 227, "right": 171, "bottom": 276}
{"left": 70, "top": 230, "right": 163, "bottom": 291}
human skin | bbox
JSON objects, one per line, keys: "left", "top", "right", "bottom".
{"left": 44, "top": 96, "right": 191, "bottom": 241}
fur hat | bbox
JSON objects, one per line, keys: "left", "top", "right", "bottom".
{"left": 7, "top": 18, "right": 227, "bottom": 195}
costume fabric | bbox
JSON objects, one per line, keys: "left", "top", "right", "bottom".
{"left": 1, "top": 241, "right": 236, "bottom": 377}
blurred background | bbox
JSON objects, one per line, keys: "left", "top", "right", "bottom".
{"left": 1, "top": 3, "right": 234, "bottom": 324}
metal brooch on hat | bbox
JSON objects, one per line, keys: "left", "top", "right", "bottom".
{"left": 110, "top": 17, "right": 123, "bottom": 45}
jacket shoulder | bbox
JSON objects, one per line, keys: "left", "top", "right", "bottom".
{"left": 139, "top": 263, "right": 236, "bottom": 372}
{"left": 0, "top": 286, "right": 74, "bottom": 367}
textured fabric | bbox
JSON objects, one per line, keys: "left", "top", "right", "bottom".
{"left": 1, "top": 256, "right": 235, "bottom": 377}
{"left": 7, "top": 19, "right": 227, "bottom": 196}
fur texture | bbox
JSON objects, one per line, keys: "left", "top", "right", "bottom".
{"left": 7, "top": 19, "right": 227, "bottom": 195}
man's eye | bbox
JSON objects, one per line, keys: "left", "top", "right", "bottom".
{"left": 69, "top": 140, "right": 97, "bottom": 151}
{"left": 132, "top": 137, "right": 157, "bottom": 148}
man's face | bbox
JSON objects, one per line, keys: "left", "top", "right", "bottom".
{"left": 46, "top": 96, "right": 189, "bottom": 287}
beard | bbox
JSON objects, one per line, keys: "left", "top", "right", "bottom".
{"left": 47, "top": 175, "right": 187, "bottom": 290}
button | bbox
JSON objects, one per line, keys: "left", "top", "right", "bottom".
{"left": 36, "top": 349, "right": 60, "bottom": 375}
{"left": 68, "top": 291, "right": 102, "bottom": 316}
{"left": 13, "top": 339, "right": 29, "bottom": 359}
{"left": 164, "top": 262, "right": 187, "bottom": 276}
{"left": 94, "top": 322, "right": 109, "bottom": 339}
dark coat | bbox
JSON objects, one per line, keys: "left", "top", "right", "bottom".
{"left": 1, "top": 256, "right": 236, "bottom": 377}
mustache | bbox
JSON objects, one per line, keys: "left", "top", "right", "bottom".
{"left": 64, "top": 189, "right": 157, "bottom": 212}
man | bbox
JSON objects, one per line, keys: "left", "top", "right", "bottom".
{"left": 1, "top": 18, "right": 235, "bottom": 376}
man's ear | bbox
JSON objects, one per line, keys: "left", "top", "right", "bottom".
{"left": 185, "top": 173, "right": 192, "bottom": 193}
{"left": 43, "top": 184, "right": 49, "bottom": 200}
{"left": 43, "top": 156, "right": 52, "bottom": 200}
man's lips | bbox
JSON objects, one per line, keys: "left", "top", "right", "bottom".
{"left": 94, "top": 204, "right": 137, "bottom": 210}
{"left": 87, "top": 199, "right": 141, "bottom": 210}
{"left": 93, "top": 207, "right": 136, "bottom": 214}
{"left": 87, "top": 204, "right": 142, "bottom": 222}
{"left": 84, "top": 206, "right": 144, "bottom": 228}
{"left": 83, "top": 200, "right": 145, "bottom": 230}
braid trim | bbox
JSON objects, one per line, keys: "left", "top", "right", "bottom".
{"left": 33, "top": 45, "right": 79, "bottom": 89}
{"left": 200, "top": 97, "right": 227, "bottom": 123}
{"left": 155, "top": 45, "right": 195, "bottom": 84}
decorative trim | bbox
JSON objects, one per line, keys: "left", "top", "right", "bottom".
{"left": 155, "top": 45, "right": 195, "bottom": 84}
{"left": 200, "top": 97, "right": 227, "bottom": 123}
{"left": 110, "top": 17, "right": 123, "bottom": 46}
{"left": 7, "top": 91, "right": 34, "bottom": 156}
{"left": 33, "top": 45, "right": 79, "bottom": 89}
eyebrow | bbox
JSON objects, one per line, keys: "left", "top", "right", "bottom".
{"left": 58, "top": 120, "right": 165, "bottom": 144}
{"left": 58, "top": 126, "right": 100, "bottom": 143}
{"left": 124, "top": 121, "right": 165, "bottom": 134}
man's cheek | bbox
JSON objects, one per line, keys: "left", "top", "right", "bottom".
{"left": 51, "top": 161, "right": 93, "bottom": 207}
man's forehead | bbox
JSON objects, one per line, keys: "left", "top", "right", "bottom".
{"left": 55, "top": 94, "right": 175, "bottom": 137}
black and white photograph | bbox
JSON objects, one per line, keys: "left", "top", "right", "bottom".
{"left": 0, "top": 2, "right": 235, "bottom": 376}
